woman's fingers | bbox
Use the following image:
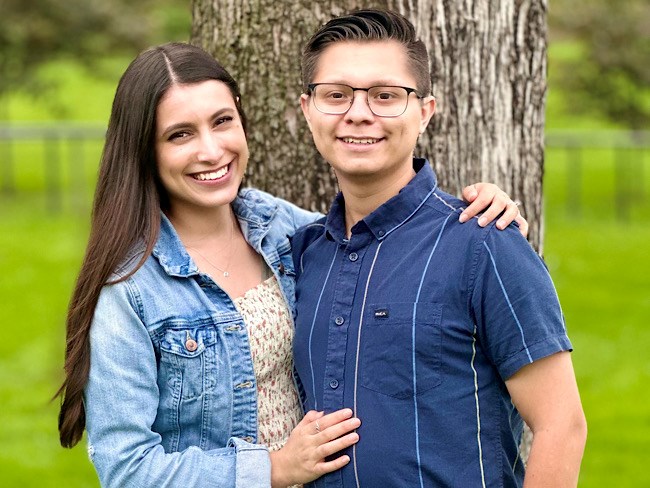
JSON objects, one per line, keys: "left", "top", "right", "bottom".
{"left": 514, "top": 213, "right": 529, "bottom": 238}
{"left": 310, "top": 408, "right": 354, "bottom": 432}
{"left": 313, "top": 453, "right": 352, "bottom": 476}
{"left": 495, "top": 200, "right": 520, "bottom": 229}
{"left": 459, "top": 183, "right": 498, "bottom": 222}
{"left": 316, "top": 430, "right": 360, "bottom": 459}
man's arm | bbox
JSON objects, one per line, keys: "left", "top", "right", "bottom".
{"left": 505, "top": 351, "right": 587, "bottom": 488}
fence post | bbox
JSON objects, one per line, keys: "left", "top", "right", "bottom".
{"left": 44, "top": 133, "right": 62, "bottom": 213}
{"left": 614, "top": 147, "right": 632, "bottom": 222}
{"left": 567, "top": 146, "right": 582, "bottom": 219}
{"left": 1, "top": 138, "right": 15, "bottom": 195}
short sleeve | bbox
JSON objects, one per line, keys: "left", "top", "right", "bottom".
{"left": 470, "top": 226, "right": 572, "bottom": 380}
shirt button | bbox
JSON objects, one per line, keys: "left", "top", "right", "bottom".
{"left": 241, "top": 436, "right": 254, "bottom": 443}
{"left": 334, "top": 316, "right": 345, "bottom": 326}
{"left": 378, "top": 230, "right": 386, "bottom": 237}
{"left": 185, "top": 339, "right": 198, "bottom": 352}
{"left": 329, "top": 379, "right": 339, "bottom": 389}
{"left": 349, "top": 252, "right": 359, "bottom": 262}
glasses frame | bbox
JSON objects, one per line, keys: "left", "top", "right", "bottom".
{"left": 307, "top": 83, "right": 422, "bottom": 118}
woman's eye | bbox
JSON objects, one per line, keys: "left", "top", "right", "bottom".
{"left": 168, "top": 131, "right": 190, "bottom": 141}
{"left": 215, "top": 116, "right": 234, "bottom": 126}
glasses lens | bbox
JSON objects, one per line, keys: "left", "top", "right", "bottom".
{"left": 367, "top": 86, "right": 409, "bottom": 117}
{"left": 313, "top": 84, "right": 353, "bottom": 114}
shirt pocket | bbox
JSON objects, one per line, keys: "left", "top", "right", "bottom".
{"left": 360, "top": 302, "right": 442, "bottom": 399}
{"left": 159, "top": 325, "right": 219, "bottom": 401}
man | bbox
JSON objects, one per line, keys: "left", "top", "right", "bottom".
{"left": 291, "top": 9, "right": 587, "bottom": 488}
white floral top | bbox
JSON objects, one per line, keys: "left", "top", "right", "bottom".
{"left": 234, "top": 275, "right": 303, "bottom": 453}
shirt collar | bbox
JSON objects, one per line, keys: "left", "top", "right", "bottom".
{"left": 325, "top": 158, "right": 438, "bottom": 242}
{"left": 152, "top": 213, "right": 198, "bottom": 277}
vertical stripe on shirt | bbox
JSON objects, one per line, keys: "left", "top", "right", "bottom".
{"left": 482, "top": 241, "right": 533, "bottom": 363}
{"left": 352, "top": 241, "right": 383, "bottom": 488}
{"left": 412, "top": 213, "right": 453, "bottom": 488}
{"left": 471, "top": 324, "right": 487, "bottom": 488}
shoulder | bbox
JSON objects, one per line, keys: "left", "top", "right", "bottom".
{"left": 237, "top": 187, "right": 322, "bottom": 234}
{"left": 289, "top": 216, "right": 327, "bottom": 274}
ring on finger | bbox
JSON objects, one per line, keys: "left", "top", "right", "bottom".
{"left": 315, "top": 420, "right": 320, "bottom": 433}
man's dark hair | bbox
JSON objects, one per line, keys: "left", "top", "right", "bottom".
{"left": 301, "top": 8, "right": 431, "bottom": 96}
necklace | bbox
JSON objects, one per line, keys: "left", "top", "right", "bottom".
{"left": 187, "top": 216, "right": 235, "bottom": 278}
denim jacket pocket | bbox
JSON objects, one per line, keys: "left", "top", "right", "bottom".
{"left": 360, "top": 302, "right": 443, "bottom": 399}
{"left": 159, "top": 326, "right": 219, "bottom": 401}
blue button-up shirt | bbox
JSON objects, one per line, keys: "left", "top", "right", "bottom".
{"left": 292, "top": 159, "right": 571, "bottom": 487}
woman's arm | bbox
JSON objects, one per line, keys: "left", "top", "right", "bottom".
{"left": 85, "top": 284, "right": 270, "bottom": 488}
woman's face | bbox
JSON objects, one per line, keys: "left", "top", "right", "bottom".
{"left": 154, "top": 80, "right": 249, "bottom": 216}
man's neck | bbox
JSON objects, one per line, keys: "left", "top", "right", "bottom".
{"left": 339, "top": 164, "right": 416, "bottom": 237}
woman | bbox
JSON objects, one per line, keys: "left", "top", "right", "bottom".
{"left": 56, "top": 43, "right": 525, "bottom": 487}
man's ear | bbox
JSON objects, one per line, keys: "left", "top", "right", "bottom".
{"left": 300, "top": 93, "right": 313, "bottom": 132}
{"left": 419, "top": 96, "right": 436, "bottom": 134}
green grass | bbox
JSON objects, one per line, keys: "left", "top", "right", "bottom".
{"left": 543, "top": 150, "right": 650, "bottom": 486}
{"left": 0, "top": 196, "right": 98, "bottom": 487}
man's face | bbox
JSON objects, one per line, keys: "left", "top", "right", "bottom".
{"left": 301, "top": 40, "right": 435, "bottom": 189}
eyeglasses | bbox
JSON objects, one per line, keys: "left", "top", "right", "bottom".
{"left": 307, "top": 83, "right": 422, "bottom": 117}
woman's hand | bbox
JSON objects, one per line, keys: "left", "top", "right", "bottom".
{"left": 270, "top": 408, "right": 361, "bottom": 488}
{"left": 459, "top": 183, "right": 529, "bottom": 238}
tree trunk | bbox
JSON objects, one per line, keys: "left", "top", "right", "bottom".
{"left": 190, "top": 0, "right": 546, "bottom": 252}
{"left": 191, "top": 0, "right": 545, "bottom": 461}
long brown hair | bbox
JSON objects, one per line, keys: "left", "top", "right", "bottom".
{"left": 56, "top": 42, "right": 247, "bottom": 448}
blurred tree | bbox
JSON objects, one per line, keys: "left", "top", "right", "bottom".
{"left": 0, "top": 0, "right": 190, "bottom": 103}
{"left": 549, "top": 0, "right": 650, "bottom": 129}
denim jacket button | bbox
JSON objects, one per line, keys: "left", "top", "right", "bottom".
{"left": 185, "top": 339, "right": 198, "bottom": 352}
{"left": 242, "top": 436, "right": 254, "bottom": 443}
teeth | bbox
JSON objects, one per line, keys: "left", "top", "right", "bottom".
{"left": 342, "top": 137, "right": 379, "bottom": 144}
{"left": 193, "top": 165, "right": 229, "bottom": 181}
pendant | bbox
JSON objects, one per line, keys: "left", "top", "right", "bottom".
{"left": 223, "top": 271, "right": 230, "bottom": 277}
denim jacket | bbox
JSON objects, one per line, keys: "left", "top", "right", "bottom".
{"left": 84, "top": 188, "right": 320, "bottom": 488}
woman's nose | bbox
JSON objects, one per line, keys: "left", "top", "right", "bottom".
{"left": 196, "top": 132, "right": 225, "bottom": 162}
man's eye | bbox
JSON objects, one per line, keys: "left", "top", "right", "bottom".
{"left": 375, "top": 91, "right": 398, "bottom": 100}
{"left": 326, "top": 92, "right": 347, "bottom": 100}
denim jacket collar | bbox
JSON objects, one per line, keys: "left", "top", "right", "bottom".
{"left": 153, "top": 189, "right": 280, "bottom": 278}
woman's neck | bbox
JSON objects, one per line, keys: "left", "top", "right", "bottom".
{"left": 165, "top": 203, "right": 235, "bottom": 247}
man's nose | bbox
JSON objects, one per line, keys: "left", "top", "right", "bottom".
{"left": 345, "top": 90, "right": 374, "bottom": 121}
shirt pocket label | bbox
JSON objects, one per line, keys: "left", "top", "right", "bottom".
{"left": 360, "top": 302, "right": 442, "bottom": 399}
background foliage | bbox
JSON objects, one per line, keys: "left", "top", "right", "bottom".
{"left": 0, "top": 1, "right": 648, "bottom": 487}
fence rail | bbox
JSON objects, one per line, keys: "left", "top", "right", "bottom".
{"left": 1, "top": 123, "right": 649, "bottom": 218}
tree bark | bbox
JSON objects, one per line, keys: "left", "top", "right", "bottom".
{"left": 191, "top": 0, "right": 545, "bottom": 461}
{"left": 190, "top": 0, "right": 546, "bottom": 252}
